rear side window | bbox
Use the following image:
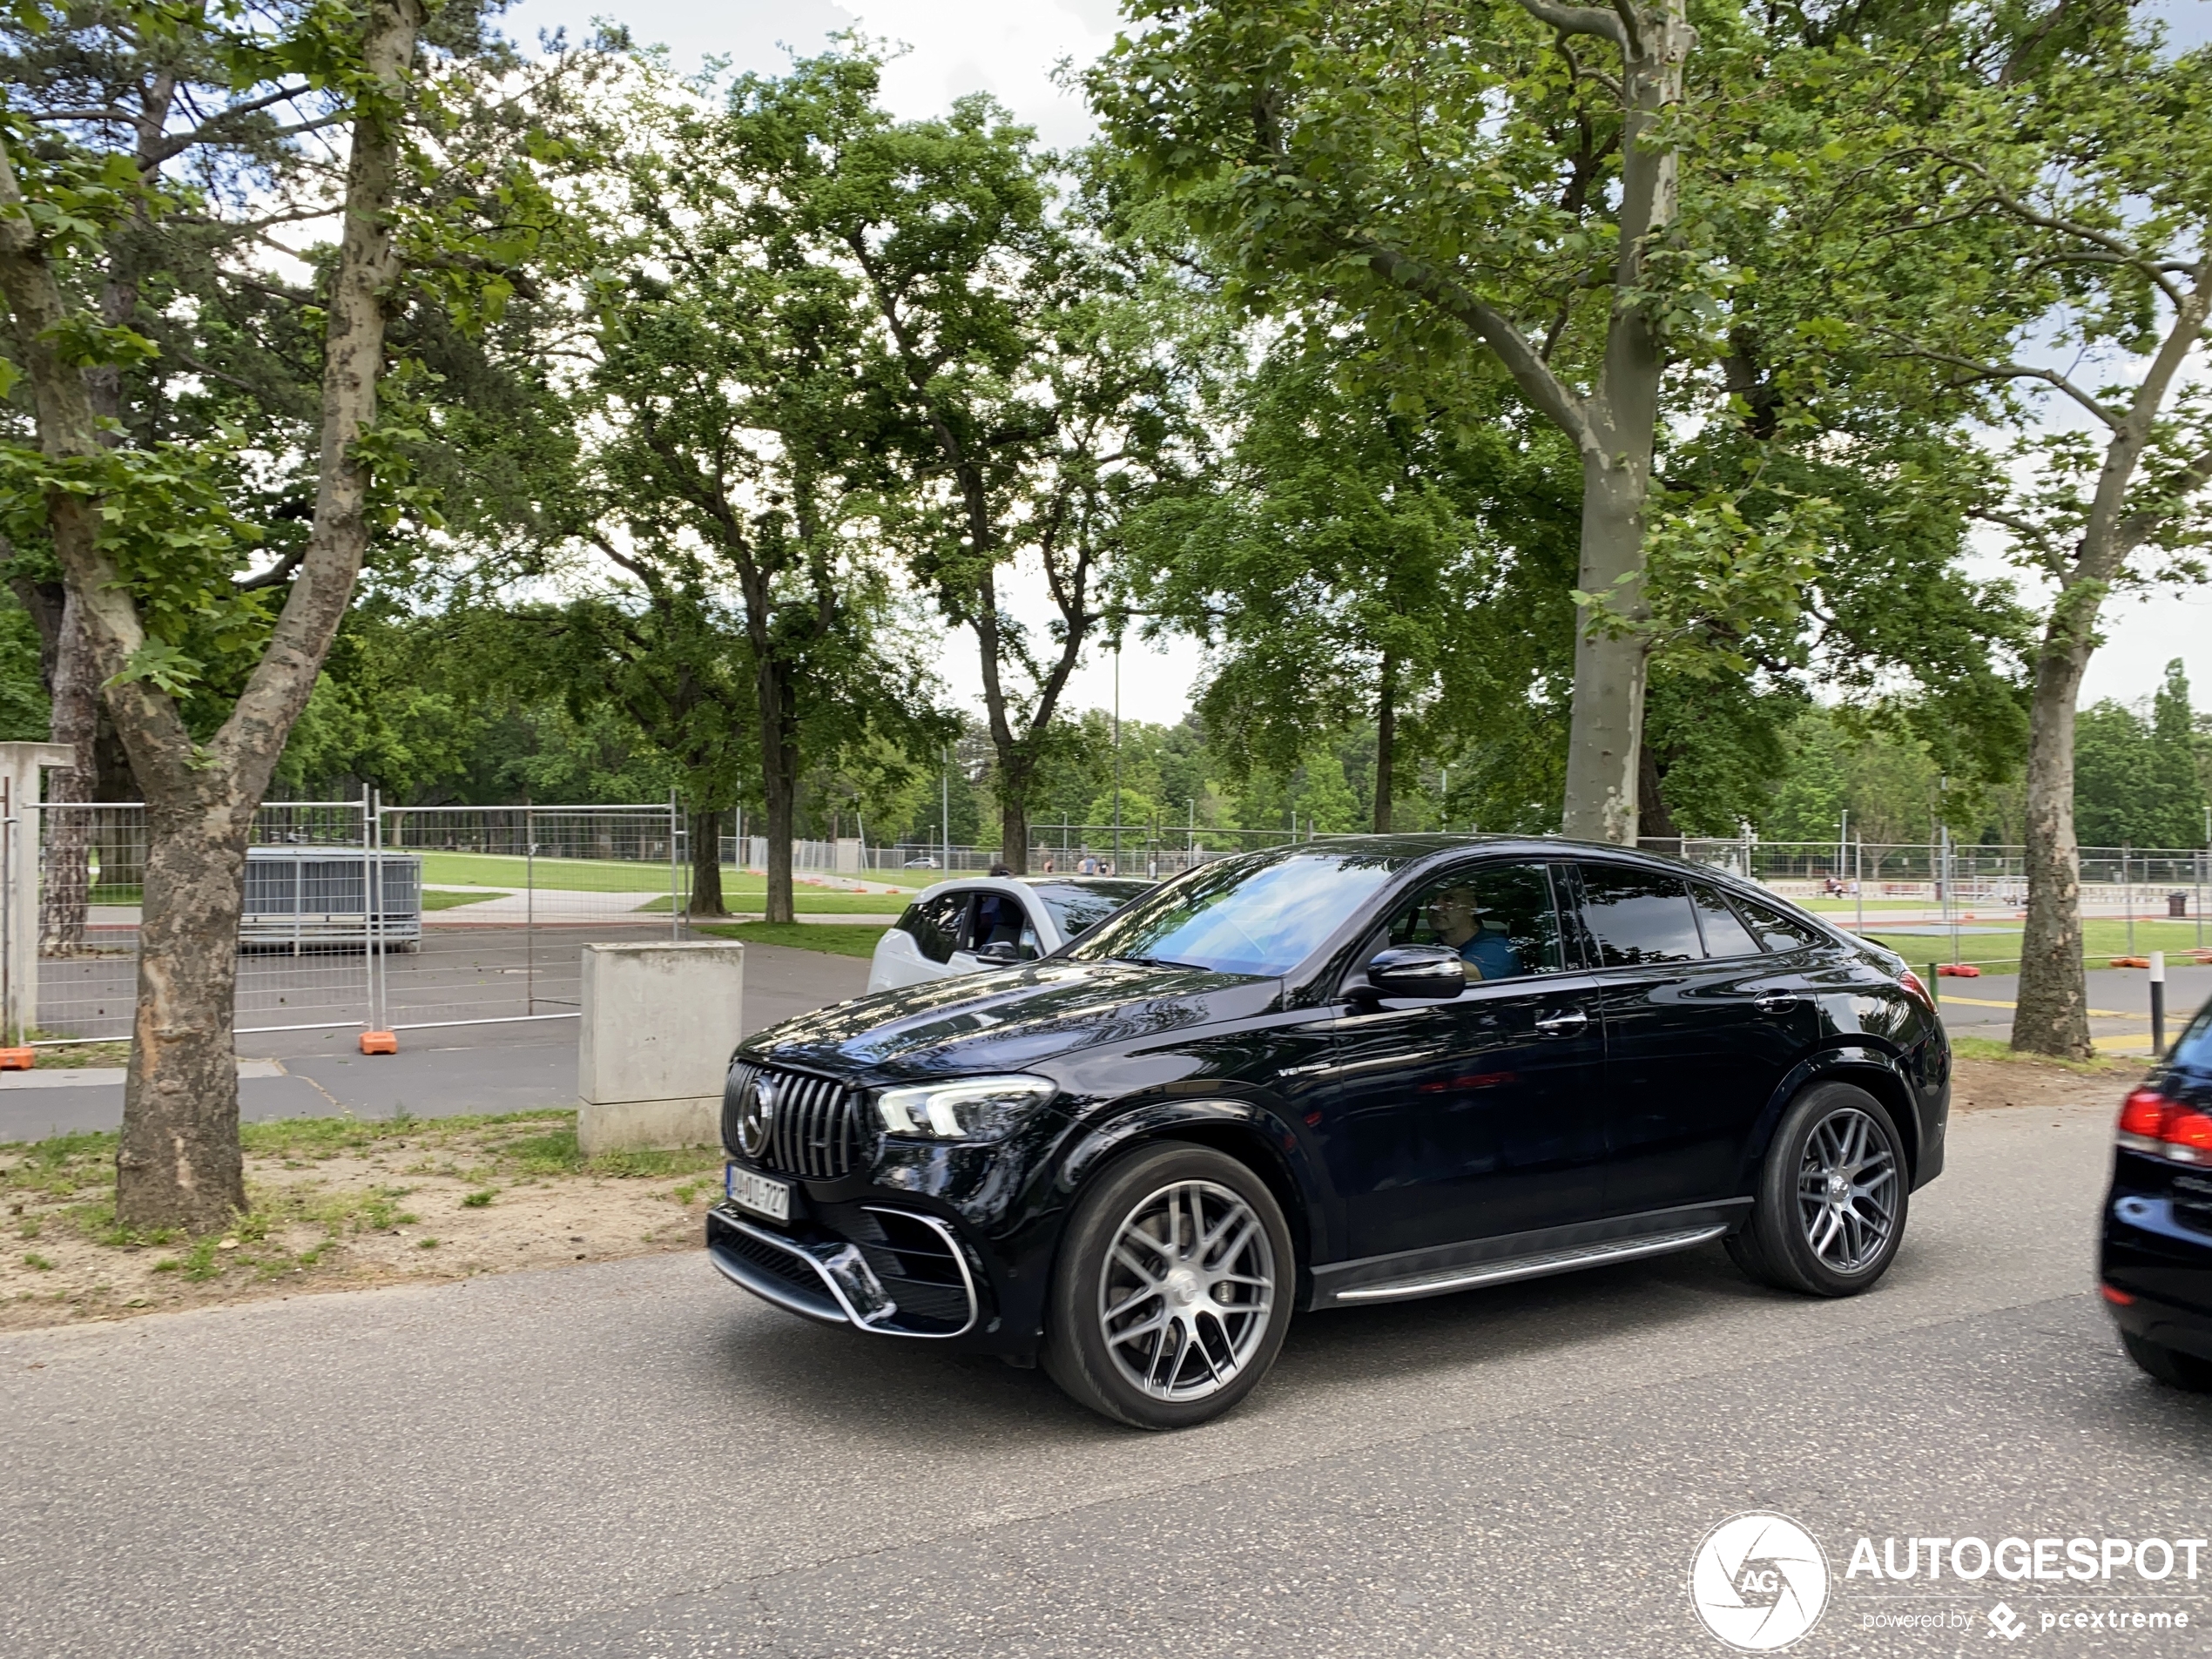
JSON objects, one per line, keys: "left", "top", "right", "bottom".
{"left": 1690, "top": 884, "right": 1762, "bottom": 958}
{"left": 1032, "top": 880, "right": 1151, "bottom": 941}
{"left": 1577, "top": 866, "right": 1703, "bottom": 967}
{"left": 898, "top": 894, "right": 967, "bottom": 964}
{"left": 2168, "top": 1005, "right": 2212, "bottom": 1076}
{"left": 1737, "top": 895, "right": 1822, "bottom": 954}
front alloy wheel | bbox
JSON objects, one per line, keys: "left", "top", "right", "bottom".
{"left": 1045, "top": 1143, "right": 1294, "bottom": 1429}
{"left": 1098, "top": 1178, "right": 1277, "bottom": 1402}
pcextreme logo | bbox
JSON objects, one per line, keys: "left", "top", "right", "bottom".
{"left": 1690, "top": 1512, "right": 1831, "bottom": 1652}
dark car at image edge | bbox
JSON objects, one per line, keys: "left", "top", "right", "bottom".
{"left": 706, "top": 834, "right": 1951, "bottom": 1428}
{"left": 2101, "top": 998, "right": 2212, "bottom": 1389}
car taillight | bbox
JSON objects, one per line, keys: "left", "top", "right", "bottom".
{"left": 1897, "top": 968, "right": 1935, "bottom": 1010}
{"left": 2116, "top": 1087, "right": 2212, "bottom": 1163}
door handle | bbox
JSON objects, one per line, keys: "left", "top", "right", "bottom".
{"left": 1755, "top": 994, "right": 1802, "bottom": 1015}
{"left": 1534, "top": 1009, "right": 1588, "bottom": 1036}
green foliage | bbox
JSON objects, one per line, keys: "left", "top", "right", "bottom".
{"left": 2074, "top": 664, "right": 2209, "bottom": 849}
{"left": 0, "top": 589, "right": 49, "bottom": 739}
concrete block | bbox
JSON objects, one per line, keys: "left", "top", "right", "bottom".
{"left": 577, "top": 941, "right": 744, "bottom": 1155}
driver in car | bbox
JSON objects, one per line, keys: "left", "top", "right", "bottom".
{"left": 1427, "top": 884, "right": 1524, "bottom": 981}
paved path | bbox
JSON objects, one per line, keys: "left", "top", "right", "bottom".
{"left": 0, "top": 943, "right": 868, "bottom": 1143}
{"left": 5, "top": 1100, "right": 2209, "bottom": 1656}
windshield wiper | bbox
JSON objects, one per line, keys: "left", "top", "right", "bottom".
{"left": 1115, "top": 954, "right": 1203, "bottom": 971}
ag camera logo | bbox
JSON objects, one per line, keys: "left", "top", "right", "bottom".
{"left": 1690, "top": 1513, "right": 1831, "bottom": 1651}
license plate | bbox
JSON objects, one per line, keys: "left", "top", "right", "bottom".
{"left": 725, "top": 1163, "right": 791, "bottom": 1224}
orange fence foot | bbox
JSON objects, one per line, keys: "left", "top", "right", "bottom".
{"left": 1936, "top": 963, "right": 1981, "bottom": 978}
{"left": 0, "top": 1048, "right": 32, "bottom": 1069}
{"left": 359, "top": 1031, "right": 398, "bottom": 1055}
{"left": 2110, "top": 956, "right": 2152, "bottom": 969}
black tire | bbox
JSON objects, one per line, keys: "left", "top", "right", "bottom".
{"left": 1042, "top": 1141, "right": 1295, "bottom": 1430}
{"left": 1729, "top": 1082, "right": 1908, "bottom": 1298}
{"left": 2121, "top": 1332, "right": 2212, "bottom": 1392}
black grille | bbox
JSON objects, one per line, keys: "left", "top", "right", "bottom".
{"left": 723, "top": 1062, "right": 867, "bottom": 1180}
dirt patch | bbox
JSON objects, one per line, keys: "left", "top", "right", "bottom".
{"left": 1952, "top": 1052, "right": 2145, "bottom": 1115}
{"left": 0, "top": 1111, "right": 721, "bottom": 1331}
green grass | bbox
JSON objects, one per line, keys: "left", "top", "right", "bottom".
{"left": 0, "top": 1110, "right": 720, "bottom": 1284}
{"left": 691, "top": 921, "right": 892, "bottom": 959}
{"left": 420, "top": 888, "right": 501, "bottom": 911}
{"left": 416, "top": 851, "right": 929, "bottom": 900}
{"left": 633, "top": 890, "right": 907, "bottom": 914}
{"left": 417, "top": 852, "right": 680, "bottom": 893}
{"left": 1949, "top": 1035, "right": 2144, "bottom": 1075}
{"left": 1860, "top": 917, "right": 2209, "bottom": 974}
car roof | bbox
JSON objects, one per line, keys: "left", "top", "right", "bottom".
{"left": 1019, "top": 875, "right": 1155, "bottom": 891}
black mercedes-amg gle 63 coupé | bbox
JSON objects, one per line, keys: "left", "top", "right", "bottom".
{"left": 708, "top": 836, "right": 1948, "bottom": 1428}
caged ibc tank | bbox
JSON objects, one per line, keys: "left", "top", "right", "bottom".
{"left": 239, "top": 846, "right": 422, "bottom": 953}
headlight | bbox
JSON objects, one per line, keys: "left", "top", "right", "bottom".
{"left": 875, "top": 1075, "right": 1056, "bottom": 1142}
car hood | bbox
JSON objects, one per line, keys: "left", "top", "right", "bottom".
{"left": 741, "top": 958, "right": 1281, "bottom": 1081}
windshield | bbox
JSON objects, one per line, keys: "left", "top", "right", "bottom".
{"left": 1031, "top": 880, "right": 1153, "bottom": 941}
{"left": 1065, "top": 850, "right": 1406, "bottom": 977}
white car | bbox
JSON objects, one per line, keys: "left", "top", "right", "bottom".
{"left": 868, "top": 875, "right": 1155, "bottom": 992}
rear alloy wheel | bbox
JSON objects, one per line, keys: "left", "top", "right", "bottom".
{"left": 1043, "top": 1142, "right": 1294, "bottom": 1429}
{"left": 1728, "top": 1082, "right": 1908, "bottom": 1297}
{"left": 2121, "top": 1332, "right": 2212, "bottom": 1392}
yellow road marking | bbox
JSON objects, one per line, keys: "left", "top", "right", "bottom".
{"left": 1939, "top": 995, "right": 2136, "bottom": 1019}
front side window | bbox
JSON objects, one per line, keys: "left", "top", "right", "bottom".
{"left": 1067, "top": 850, "right": 1406, "bottom": 978}
{"left": 965, "top": 891, "right": 1033, "bottom": 954}
{"left": 1577, "top": 865, "right": 1703, "bottom": 968}
{"left": 1385, "top": 863, "right": 1566, "bottom": 982}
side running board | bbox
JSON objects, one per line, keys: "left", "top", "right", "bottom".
{"left": 1329, "top": 1224, "right": 1730, "bottom": 1305}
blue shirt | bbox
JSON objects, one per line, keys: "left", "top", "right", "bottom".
{"left": 1459, "top": 930, "right": 1525, "bottom": 981}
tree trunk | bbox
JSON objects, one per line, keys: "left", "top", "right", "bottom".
{"left": 2013, "top": 622, "right": 2094, "bottom": 1057}
{"left": 998, "top": 765, "right": 1031, "bottom": 876}
{"left": 753, "top": 656, "right": 798, "bottom": 925}
{"left": 1636, "top": 737, "right": 1679, "bottom": 841}
{"left": 118, "top": 792, "right": 252, "bottom": 1228}
{"left": 1561, "top": 455, "right": 1655, "bottom": 842}
{"left": 1372, "top": 651, "right": 1397, "bottom": 833}
{"left": 38, "top": 590, "right": 98, "bottom": 954}
{"left": 687, "top": 806, "right": 726, "bottom": 917}
{"left": 1553, "top": 0, "right": 1683, "bottom": 844}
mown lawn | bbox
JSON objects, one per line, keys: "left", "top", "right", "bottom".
{"left": 1858, "top": 916, "right": 2209, "bottom": 974}
{"left": 690, "top": 921, "right": 890, "bottom": 960}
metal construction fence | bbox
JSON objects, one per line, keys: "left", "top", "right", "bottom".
{"left": 1641, "top": 837, "right": 2212, "bottom": 919}
{"left": 15, "top": 798, "right": 689, "bottom": 1050}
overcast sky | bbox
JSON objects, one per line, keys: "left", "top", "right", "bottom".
{"left": 505, "top": 0, "right": 2212, "bottom": 725}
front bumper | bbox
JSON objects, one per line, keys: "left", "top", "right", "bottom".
{"left": 706, "top": 1201, "right": 983, "bottom": 1339}
{"left": 2101, "top": 1189, "right": 2212, "bottom": 1362}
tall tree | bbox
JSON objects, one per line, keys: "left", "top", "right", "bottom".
{"left": 0, "top": 0, "right": 563, "bottom": 1228}
{"left": 1843, "top": 23, "right": 2212, "bottom": 1055}
{"left": 532, "top": 66, "right": 942, "bottom": 921}
{"left": 1130, "top": 341, "right": 1577, "bottom": 830}
{"left": 1092, "top": 0, "right": 1717, "bottom": 841}
{"left": 716, "top": 56, "right": 1204, "bottom": 871}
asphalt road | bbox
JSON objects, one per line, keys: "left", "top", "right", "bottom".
{"left": 0, "top": 942, "right": 869, "bottom": 1143}
{"left": 6, "top": 1097, "right": 2210, "bottom": 1656}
